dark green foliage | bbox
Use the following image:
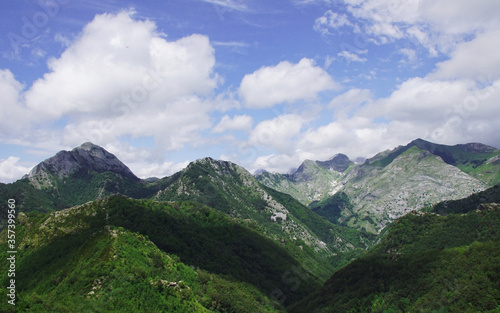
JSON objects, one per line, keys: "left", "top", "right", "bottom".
{"left": 104, "top": 196, "right": 321, "bottom": 306}
{"left": 309, "top": 192, "right": 354, "bottom": 224}
{"left": 266, "top": 187, "right": 375, "bottom": 269}
{"left": 289, "top": 197, "right": 500, "bottom": 313}
{"left": 153, "top": 158, "right": 371, "bottom": 280}
{"left": 0, "top": 179, "right": 58, "bottom": 229}
{"left": 428, "top": 184, "right": 500, "bottom": 215}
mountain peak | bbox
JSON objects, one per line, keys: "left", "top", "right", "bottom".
{"left": 316, "top": 153, "right": 353, "bottom": 172}
{"left": 26, "top": 143, "right": 139, "bottom": 187}
{"left": 78, "top": 142, "right": 102, "bottom": 151}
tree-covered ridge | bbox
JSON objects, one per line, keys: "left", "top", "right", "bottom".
{"left": 0, "top": 195, "right": 332, "bottom": 311}
{"left": 153, "top": 157, "right": 374, "bottom": 276}
{"left": 289, "top": 187, "right": 500, "bottom": 313}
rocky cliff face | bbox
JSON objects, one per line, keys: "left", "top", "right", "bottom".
{"left": 338, "top": 146, "right": 487, "bottom": 233}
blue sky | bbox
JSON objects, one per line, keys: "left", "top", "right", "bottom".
{"left": 1, "top": 0, "right": 500, "bottom": 182}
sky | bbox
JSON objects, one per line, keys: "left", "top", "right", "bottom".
{"left": 1, "top": 0, "right": 500, "bottom": 183}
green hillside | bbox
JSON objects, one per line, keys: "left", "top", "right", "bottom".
{"left": 154, "top": 157, "right": 374, "bottom": 276}
{"left": 289, "top": 186, "right": 500, "bottom": 313}
{"left": 0, "top": 195, "right": 329, "bottom": 311}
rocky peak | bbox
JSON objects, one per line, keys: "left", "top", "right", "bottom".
{"left": 26, "top": 142, "right": 139, "bottom": 184}
{"left": 316, "top": 153, "right": 353, "bottom": 172}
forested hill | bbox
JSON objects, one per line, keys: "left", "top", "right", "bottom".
{"left": 289, "top": 185, "right": 500, "bottom": 313}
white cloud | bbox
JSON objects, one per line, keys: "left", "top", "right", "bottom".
{"left": 329, "top": 88, "right": 372, "bottom": 119}
{"left": 0, "top": 70, "right": 28, "bottom": 138}
{"left": 337, "top": 50, "right": 367, "bottom": 63}
{"left": 212, "top": 114, "right": 253, "bottom": 133}
{"left": 430, "top": 28, "right": 500, "bottom": 81}
{"left": 0, "top": 157, "right": 33, "bottom": 183}
{"left": 314, "top": 10, "right": 352, "bottom": 35}
{"left": 249, "top": 114, "right": 307, "bottom": 154}
{"left": 398, "top": 48, "right": 418, "bottom": 64}
{"left": 314, "top": 0, "right": 500, "bottom": 55}
{"left": 6, "top": 10, "right": 221, "bottom": 154}
{"left": 199, "top": 0, "right": 249, "bottom": 12}
{"left": 25, "top": 11, "right": 218, "bottom": 121}
{"left": 239, "top": 58, "right": 338, "bottom": 108}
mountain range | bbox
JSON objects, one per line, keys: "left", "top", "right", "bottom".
{"left": 257, "top": 138, "right": 500, "bottom": 234}
{"left": 1, "top": 139, "right": 499, "bottom": 312}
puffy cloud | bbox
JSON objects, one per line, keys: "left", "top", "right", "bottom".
{"left": 26, "top": 11, "right": 217, "bottom": 120}
{"left": 0, "top": 70, "right": 28, "bottom": 138}
{"left": 239, "top": 58, "right": 338, "bottom": 108}
{"left": 430, "top": 28, "right": 500, "bottom": 81}
{"left": 10, "top": 10, "right": 221, "bottom": 154}
{"left": 0, "top": 157, "right": 33, "bottom": 183}
{"left": 212, "top": 114, "right": 253, "bottom": 133}
{"left": 249, "top": 114, "right": 307, "bottom": 153}
{"left": 315, "top": 0, "right": 500, "bottom": 54}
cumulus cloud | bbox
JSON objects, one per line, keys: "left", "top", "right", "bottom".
{"left": 6, "top": 10, "right": 222, "bottom": 154}
{"left": 0, "top": 70, "right": 28, "bottom": 138}
{"left": 212, "top": 114, "right": 253, "bottom": 133}
{"left": 314, "top": 0, "right": 500, "bottom": 55}
{"left": 25, "top": 11, "right": 218, "bottom": 120}
{"left": 430, "top": 28, "right": 500, "bottom": 81}
{"left": 0, "top": 157, "right": 33, "bottom": 183}
{"left": 247, "top": 73, "right": 500, "bottom": 174}
{"left": 239, "top": 58, "right": 338, "bottom": 108}
{"left": 249, "top": 114, "right": 307, "bottom": 154}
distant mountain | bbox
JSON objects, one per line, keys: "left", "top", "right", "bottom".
{"left": 25, "top": 142, "right": 139, "bottom": 188}
{"left": 289, "top": 185, "right": 500, "bottom": 313}
{"left": 256, "top": 154, "right": 355, "bottom": 205}
{"left": 258, "top": 139, "right": 500, "bottom": 234}
{"left": 0, "top": 143, "right": 165, "bottom": 217}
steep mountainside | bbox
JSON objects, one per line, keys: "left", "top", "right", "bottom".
{"left": 1, "top": 195, "right": 318, "bottom": 311}
{"left": 289, "top": 185, "right": 500, "bottom": 313}
{"left": 330, "top": 145, "right": 487, "bottom": 233}
{"left": 153, "top": 157, "right": 374, "bottom": 276}
{"left": 258, "top": 139, "right": 499, "bottom": 234}
{"left": 368, "top": 139, "right": 500, "bottom": 185}
{"left": 256, "top": 154, "right": 354, "bottom": 205}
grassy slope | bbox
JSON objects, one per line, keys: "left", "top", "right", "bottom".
{"left": 0, "top": 195, "right": 325, "bottom": 311}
